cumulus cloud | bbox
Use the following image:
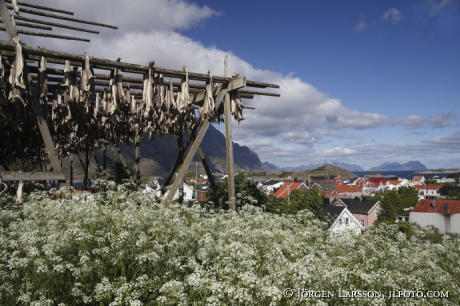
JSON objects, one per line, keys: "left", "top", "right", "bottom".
{"left": 382, "top": 8, "right": 404, "bottom": 23}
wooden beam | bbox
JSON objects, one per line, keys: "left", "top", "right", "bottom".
{"left": 135, "top": 135, "right": 140, "bottom": 189}
{"left": 0, "top": 19, "right": 52, "bottom": 30}
{"left": 6, "top": 0, "right": 74, "bottom": 15}
{"left": 14, "top": 15, "right": 99, "bottom": 34}
{"left": 0, "top": 41, "right": 280, "bottom": 89}
{"left": 6, "top": 5, "right": 118, "bottom": 29}
{"left": 0, "top": 26, "right": 90, "bottom": 42}
{"left": 0, "top": 171, "right": 65, "bottom": 181}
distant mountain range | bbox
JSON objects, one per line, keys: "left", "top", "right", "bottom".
{"left": 368, "top": 161, "right": 427, "bottom": 171}
{"left": 263, "top": 162, "right": 364, "bottom": 172}
{"left": 263, "top": 161, "right": 428, "bottom": 172}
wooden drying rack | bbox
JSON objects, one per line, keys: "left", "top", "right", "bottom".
{"left": 0, "top": 0, "right": 280, "bottom": 209}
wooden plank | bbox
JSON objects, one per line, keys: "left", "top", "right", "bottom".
{"left": 6, "top": 0, "right": 74, "bottom": 15}
{"left": 0, "top": 171, "right": 65, "bottom": 181}
{"left": 0, "top": 26, "right": 90, "bottom": 42}
{"left": 14, "top": 16, "right": 99, "bottom": 34}
{"left": 6, "top": 5, "right": 118, "bottom": 29}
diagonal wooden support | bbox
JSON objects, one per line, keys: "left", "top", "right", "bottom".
{"left": 0, "top": 0, "right": 66, "bottom": 187}
{"left": 163, "top": 78, "right": 246, "bottom": 205}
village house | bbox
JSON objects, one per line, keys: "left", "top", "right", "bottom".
{"left": 414, "top": 185, "right": 442, "bottom": 200}
{"left": 329, "top": 185, "right": 362, "bottom": 198}
{"left": 333, "top": 197, "right": 381, "bottom": 228}
{"left": 410, "top": 199, "right": 460, "bottom": 233}
{"left": 319, "top": 205, "right": 363, "bottom": 235}
{"left": 260, "top": 179, "right": 284, "bottom": 195}
{"left": 273, "top": 181, "right": 309, "bottom": 199}
{"left": 412, "top": 175, "right": 426, "bottom": 185}
{"left": 308, "top": 175, "right": 331, "bottom": 185}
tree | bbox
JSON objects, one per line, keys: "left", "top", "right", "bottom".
{"left": 265, "top": 188, "right": 323, "bottom": 218}
{"left": 207, "top": 171, "right": 268, "bottom": 209}
{"left": 397, "top": 186, "right": 419, "bottom": 208}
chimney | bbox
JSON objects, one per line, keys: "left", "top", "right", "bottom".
{"left": 444, "top": 204, "right": 450, "bottom": 215}
{"left": 431, "top": 199, "right": 436, "bottom": 207}
{"left": 362, "top": 196, "right": 366, "bottom": 202}
{"left": 294, "top": 177, "right": 298, "bottom": 182}
{"left": 323, "top": 197, "right": 330, "bottom": 205}
{"left": 354, "top": 196, "right": 359, "bottom": 201}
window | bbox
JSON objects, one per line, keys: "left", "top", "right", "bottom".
{"left": 361, "top": 220, "right": 365, "bottom": 227}
{"left": 345, "top": 218, "right": 349, "bottom": 225}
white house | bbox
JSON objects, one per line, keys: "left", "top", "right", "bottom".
{"left": 320, "top": 205, "right": 363, "bottom": 235}
{"left": 409, "top": 199, "right": 460, "bottom": 233}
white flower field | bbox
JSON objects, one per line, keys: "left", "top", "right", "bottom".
{"left": 1, "top": 181, "right": 459, "bottom": 305}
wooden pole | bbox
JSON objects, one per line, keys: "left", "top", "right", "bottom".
{"left": 5, "top": 0, "right": 75, "bottom": 15}
{"left": 70, "top": 154, "right": 73, "bottom": 187}
{"left": 14, "top": 16, "right": 99, "bottom": 34}
{"left": 115, "top": 144, "right": 132, "bottom": 179}
{"left": 0, "top": 19, "right": 52, "bottom": 30}
{"left": 6, "top": 5, "right": 118, "bottom": 29}
{"left": 102, "top": 142, "right": 107, "bottom": 178}
{"left": 0, "top": 27, "right": 91, "bottom": 42}
{"left": 224, "top": 91, "right": 235, "bottom": 211}
{"left": 135, "top": 134, "right": 140, "bottom": 189}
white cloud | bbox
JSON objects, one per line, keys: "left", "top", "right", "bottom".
{"left": 394, "top": 111, "right": 457, "bottom": 130}
{"left": 355, "top": 20, "right": 367, "bottom": 32}
{"left": 425, "top": 0, "right": 454, "bottom": 17}
{"left": 382, "top": 8, "right": 404, "bottom": 23}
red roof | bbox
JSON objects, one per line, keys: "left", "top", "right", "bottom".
{"left": 332, "top": 185, "right": 362, "bottom": 193}
{"left": 412, "top": 176, "right": 424, "bottom": 181}
{"left": 386, "top": 180, "right": 401, "bottom": 185}
{"left": 413, "top": 199, "right": 460, "bottom": 214}
{"left": 369, "top": 177, "right": 387, "bottom": 187}
{"left": 414, "top": 185, "right": 442, "bottom": 191}
{"left": 273, "top": 182, "right": 305, "bottom": 199}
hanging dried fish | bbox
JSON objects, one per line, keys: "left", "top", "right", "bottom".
{"left": 60, "top": 60, "right": 71, "bottom": 88}
{"left": 70, "top": 66, "right": 79, "bottom": 102}
{"left": 80, "top": 53, "right": 93, "bottom": 93}
{"left": 177, "top": 66, "right": 190, "bottom": 114}
{"left": 142, "top": 62, "right": 154, "bottom": 117}
{"left": 8, "top": 42, "right": 25, "bottom": 90}
{"left": 231, "top": 89, "right": 246, "bottom": 124}
{"left": 201, "top": 71, "right": 215, "bottom": 120}
{"left": 94, "top": 92, "right": 101, "bottom": 117}
{"left": 12, "top": 0, "right": 20, "bottom": 16}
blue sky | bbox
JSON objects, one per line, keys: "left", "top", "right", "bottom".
{"left": 5, "top": 0, "right": 460, "bottom": 170}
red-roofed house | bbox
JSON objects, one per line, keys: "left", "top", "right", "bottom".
{"left": 412, "top": 176, "right": 425, "bottom": 185}
{"left": 273, "top": 182, "right": 309, "bottom": 199}
{"left": 410, "top": 199, "right": 460, "bottom": 233}
{"left": 330, "top": 185, "right": 362, "bottom": 198}
{"left": 414, "top": 185, "right": 442, "bottom": 200}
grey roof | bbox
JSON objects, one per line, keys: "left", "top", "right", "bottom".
{"left": 263, "top": 180, "right": 282, "bottom": 186}
{"left": 320, "top": 205, "right": 345, "bottom": 217}
{"left": 337, "top": 198, "right": 379, "bottom": 214}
